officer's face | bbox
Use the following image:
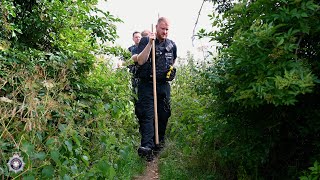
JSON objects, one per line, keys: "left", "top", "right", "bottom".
{"left": 133, "top": 33, "right": 141, "bottom": 45}
{"left": 156, "top": 21, "right": 169, "bottom": 41}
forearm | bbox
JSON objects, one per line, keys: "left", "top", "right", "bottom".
{"left": 136, "top": 43, "right": 152, "bottom": 65}
{"left": 132, "top": 54, "right": 138, "bottom": 62}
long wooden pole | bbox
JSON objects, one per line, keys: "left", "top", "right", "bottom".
{"left": 152, "top": 24, "right": 159, "bottom": 145}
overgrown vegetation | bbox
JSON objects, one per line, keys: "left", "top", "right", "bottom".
{"left": 0, "top": 0, "right": 143, "bottom": 178}
{"left": 159, "top": 53, "right": 218, "bottom": 179}
{"left": 2, "top": 0, "right": 320, "bottom": 179}
{"left": 161, "top": 0, "right": 320, "bottom": 179}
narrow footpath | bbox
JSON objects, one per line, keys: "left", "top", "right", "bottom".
{"left": 133, "top": 157, "right": 159, "bottom": 180}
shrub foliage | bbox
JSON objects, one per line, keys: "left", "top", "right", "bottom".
{"left": 0, "top": 0, "right": 142, "bottom": 179}
{"left": 196, "top": 0, "right": 320, "bottom": 179}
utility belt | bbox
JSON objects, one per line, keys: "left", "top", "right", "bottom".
{"left": 137, "top": 64, "right": 176, "bottom": 81}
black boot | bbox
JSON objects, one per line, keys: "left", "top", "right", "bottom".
{"left": 153, "top": 145, "right": 161, "bottom": 156}
{"left": 138, "top": 146, "right": 154, "bottom": 162}
{"left": 153, "top": 141, "right": 165, "bottom": 156}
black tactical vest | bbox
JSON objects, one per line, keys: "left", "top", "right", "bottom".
{"left": 137, "top": 39, "right": 175, "bottom": 82}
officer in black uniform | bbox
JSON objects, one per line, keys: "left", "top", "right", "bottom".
{"left": 133, "top": 17, "right": 177, "bottom": 161}
{"left": 128, "top": 31, "right": 142, "bottom": 95}
{"left": 128, "top": 31, "right": 141, "bottom": 54}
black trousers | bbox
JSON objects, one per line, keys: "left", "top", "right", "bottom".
{"left": 135, "top": 80, "right": 171, "bottom": 149}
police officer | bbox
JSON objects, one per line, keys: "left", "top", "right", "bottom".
{"left": 128, "top": 31, "right": 141, "bottom": 54}
{"left": 134, "top": 17, "right": 177, "bottom": 161}
{"left": 141, "top": 29, "right": 151, "bottom": 37}
{"left": 128, "top": 31, "right": 143, "bottom": 95}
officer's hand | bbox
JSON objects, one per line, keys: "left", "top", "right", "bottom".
{"left": 148, "top": 32, "right": 156, "bottom": 43}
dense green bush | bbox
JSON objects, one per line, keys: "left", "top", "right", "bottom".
{"left": 0, "top": 0, "right": 143, "bottom": 178}
{"left": 159, "top": 53, "right": 218, "bottom": 179}
{"left": 167, "top": 53, "right": 210, "bottom": 147}
{"left": 300, "top": 161, "right": 320, "bottom": 180}
{"left": 197, "top": 0, "right": 320, "bottom": 179}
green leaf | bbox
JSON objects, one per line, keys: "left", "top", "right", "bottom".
{"left": 63, "top": 174, "right": 72, "bottom": 180}
{"left": 72, "top": 133, "right": 81, "bottom": 146}
{"left": 42, "top": 165, "right": 54, "bottom": 178}
{"left": 81, "top": 155, "right": 89, "bottom": 166}
{"left": 45, "top": 138, "right": 55, "bottom": 146}
{"left": 50, "top": 150, "right": 61, "bottom": 164}
{"left": 301, "top": 12, "right": 308, "bottom": 17}
{"left": 64, "top": 140, "right": 73, "bottom": 152}
{"left": 104, "top": 103, "right": 111, "bottom": 110}
{"left": 97, "top": 160, "right": 109, "bottom": 176}
{"left": 34, "top": 152, "right": 46, "bottom": 160}
{"left": 58, "top": 124, "right": 67, "bottom": 131}
{"left": 119, "top": 149, "right": 128, "bottom": 159}
{"left": 71, "top": 164, "right": 78, "bottom": 174}
{"left": 109, "top": 166, "right": 116, "bottom": 179}
{"left": 312, "top": 176, "right": 319, "bottom": 180}
{"left": 277, "top": 38, "right": 284, "bottom": 47}
{"left": 21, "top": 141, "right": 35, "bottom": 155}
{"left": 299, "top": 176, "right": 308, "bottom": 180}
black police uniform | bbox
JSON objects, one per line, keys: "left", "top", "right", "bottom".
{"left": 128, "top": 45, "right": 138, "bottom": 54}
{"left": 128, "top": 45, "right": 140, "bottom": 95}
{"left": 135, "top": 36, "right": 177, "bottom": 153}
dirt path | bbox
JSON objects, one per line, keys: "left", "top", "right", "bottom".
{"left": 133, "top": 157, "right": 159, "bottom": 180}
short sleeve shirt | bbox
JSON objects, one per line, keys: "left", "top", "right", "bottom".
{"left": 128, "top": 45, "right": 138, "bottom": 55}
{"left": 136, "top": 37, "right": 149, "bottom": 54}
{"left": 136, "top": 37, "right": 177, "bottom": 64}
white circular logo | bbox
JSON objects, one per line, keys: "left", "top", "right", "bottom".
{"left": 7, "top": 154, "right": 25, "bottom": 173}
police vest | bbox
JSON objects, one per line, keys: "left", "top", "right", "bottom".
{"left": 137, "top": 39, "right": 176, "bottom": 82}
{"left": 128, "top": 45, "right": 138, "bottom": 55}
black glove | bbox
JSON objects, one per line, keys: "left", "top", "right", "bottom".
{"left": 166, "top": 65, "right": 176, "bottom": 81}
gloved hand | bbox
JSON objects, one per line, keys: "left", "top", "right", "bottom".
{"left": 166, "top": 65, "right": 176, "bottom": 81}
